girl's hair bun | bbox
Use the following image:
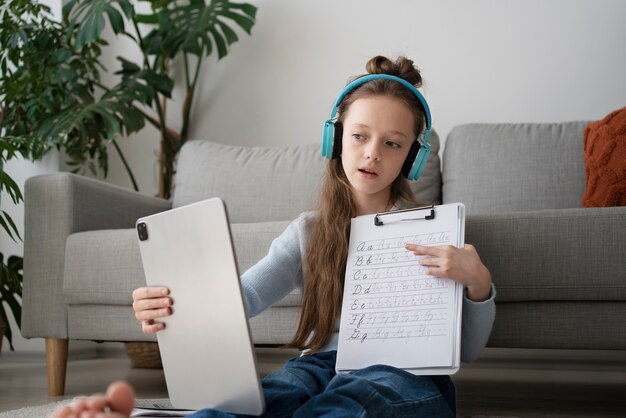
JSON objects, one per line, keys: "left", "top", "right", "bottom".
{"left": 365, "top": 55, "right": 422, "bottom": 87}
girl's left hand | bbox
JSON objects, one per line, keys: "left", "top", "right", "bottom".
{"left": 405, "top": 243, "right": 492, "bottom": 302}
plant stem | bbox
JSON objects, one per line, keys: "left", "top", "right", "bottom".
{"left": 184, "top": 53, "right": 191, "bottom": 91}
{"left": 129, "top": 18, "right": 168, "bottom": 135}
{"left": 111, "top": 139, "right": 139, "bottom": 192}
{"left": 180, "top": 48, "right": 205, "bottom": 143}
{"left": 131, "top": 18, "right": 175, "bottom": 198}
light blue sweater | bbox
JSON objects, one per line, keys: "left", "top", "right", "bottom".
{"left": 241, "top": 212, "right": 496, "bottom": 362}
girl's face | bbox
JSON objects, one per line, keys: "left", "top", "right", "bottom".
{"left": 340, "top": 95, "right": 415, "bottom": 211}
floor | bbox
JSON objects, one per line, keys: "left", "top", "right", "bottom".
{"left": 1, "top": 345, "right": 625, "bottom": 417}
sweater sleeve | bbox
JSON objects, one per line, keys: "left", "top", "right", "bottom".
{"left": 460, "top": 283, "right": 496, "bottom": 363}
{"left": 240, "top": 214, "right": 306, "bottom": 318}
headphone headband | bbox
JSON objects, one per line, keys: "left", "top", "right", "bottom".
{"left": 328, "top": 74, "right": 432, "bottom": 132}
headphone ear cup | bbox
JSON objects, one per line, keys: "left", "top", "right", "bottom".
{"left": 332, "top": 123, "right": 343, "bottom": 158}
{"left": 406, "top": 141, "right": 431, "bottom": 181}
{"left": 401, "top": 141, "right": 421, "bottom": 178}
{"left": 322, "top": 119, "right": 335, "bottom": 159}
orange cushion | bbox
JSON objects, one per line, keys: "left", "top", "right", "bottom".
{"left": 581, "top": 106, "right": 626, "bottom": 207}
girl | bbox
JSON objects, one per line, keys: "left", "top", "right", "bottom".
{"left": 53, "top": 55, "right": 495, "bottom": 418}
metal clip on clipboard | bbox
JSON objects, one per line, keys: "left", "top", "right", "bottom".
{"left": 373, "top": 205, "right": 435, "bottom": 226}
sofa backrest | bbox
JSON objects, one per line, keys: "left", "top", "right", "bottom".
{"left": 173, "top": 141, "right": 323, "bottom": 223}
{"left": 172, "top": 133, "right": 442, "bottom": 223}
{"left": 442, "top": 122, "right": 588, "bottom": 215}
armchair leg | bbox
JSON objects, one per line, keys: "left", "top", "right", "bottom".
{"left": 46, "top": 338, "right": 68, "bottom": 397}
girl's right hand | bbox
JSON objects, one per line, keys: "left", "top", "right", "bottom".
{"left": 132, "top": 286, "right": 172, "bottom": 334}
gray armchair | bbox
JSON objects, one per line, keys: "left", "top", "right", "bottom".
{"left": 22, "top": 175, "right": 171, "bottom": 395}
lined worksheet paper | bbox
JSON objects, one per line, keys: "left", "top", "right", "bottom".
{"left": 336, "top": 203, "right": 464, "bottom": 374}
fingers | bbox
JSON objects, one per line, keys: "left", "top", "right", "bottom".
{"left": 415, "top": 254, "right": 452, "bottom": 277}
{"left": 72, "top": 397, "right": 89, "bottom": 412}
{"left": 406, "top": 243, "right": 492, "bottom": 293}
{"left": 405, "top": 244, "right": 457, "bottom": 279}
{"left": 134, "top": 304, "right": 172, "bottom": 322}
{"left": 405, "top": 243, "right": 437, "bottom": 255}
{"left": 51, "top": 405, "right": 74, "bottom": 418}
{"left": 52, "top": 395, "right": 108, "bottom": 418}
{"left": 132, "top": 298, "right": 172, "bottom": 319}
{"left": 420, "top": 263, "right": 452, "bottom": 278}
{"left": 132, "top": 286, "right": 169, "bottom": 302}
{"left": 106, "top": 381, "right": 136, "bottom": 416}
{"left": 50, "top": 382, "right": 135, "bottom": 418}
{"left": 141, "top": 319, "right": 166, "bottom": 334}
{"left": 132, "top": 287, "right": 172, "bottom": 334}
{"left": 405, "top": 243, "right": 456, "bottom": 256}
{"left": 95, "top": 413, "right": 128, "bottom": 418}
{"left": 86, "top": 395, "right": 107, "bottom": 411}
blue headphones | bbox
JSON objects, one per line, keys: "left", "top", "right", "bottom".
{"left": 321, "top": 74, "right": 432, "bottom": 181}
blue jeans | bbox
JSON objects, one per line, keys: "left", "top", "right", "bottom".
{"left": 189, "top": 351, "right": 456, "bottom": 418}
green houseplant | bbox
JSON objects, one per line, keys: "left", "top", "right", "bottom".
{"left": 0, "top": 253, "right": 22, "bottom": 352}
{"left": 0, "top": 0, "right": 257, "bottom": 350}
{"left": 0, "top": 138, "right": 29, "bottom": 352}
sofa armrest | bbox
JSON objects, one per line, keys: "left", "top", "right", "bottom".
{"left": 21, "top": 173, "right": 172, "bottom": 339}
{"left": 466, "top": 206, "right": 626, "bottom": 349}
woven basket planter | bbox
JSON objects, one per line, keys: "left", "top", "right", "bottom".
{"left": 124, "top": 342, "right": 162, "bottom": 369}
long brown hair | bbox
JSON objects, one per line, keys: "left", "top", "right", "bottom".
{"left": 288, "top": 55, "right": 427, "bottom": 353}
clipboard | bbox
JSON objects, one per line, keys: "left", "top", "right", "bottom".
{"left": 336, "top": 203, "right": 465, "bottom": 375}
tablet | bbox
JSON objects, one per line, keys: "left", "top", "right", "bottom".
{"left": 136, "top": 197, "right": 265, "bottom": 415}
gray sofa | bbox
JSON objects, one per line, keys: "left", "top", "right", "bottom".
{"left": 21, "top": 122, "right": 626, "bottom": 397}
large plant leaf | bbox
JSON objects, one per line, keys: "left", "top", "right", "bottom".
{"left": 102, "top": 89, "right": 147, "bottom": 135}
{"left": 0, "top": 253, "right": 23, "bottom": 351}
{"left": 0, "top": 163, "right": 24, "bottom": 206}
{"left": 64, "top": 0, "right": 135, "bottom": 48}
{"left": 142, "top": 0, "right": 257, "bottom": 59}
{"left": 0, "top": 211, "right": 21, "bottom": 242}
{"left": 0, "top": 298, "right": 15, "bottom": 351}
{"left": 0, "top": 139, "right": 27, "bottom": 241}
{"left": 35, "top": 93, "right": 145, "bottom": 177}
{"left": 114, "top": 56, "right": 174, "bottom": 103}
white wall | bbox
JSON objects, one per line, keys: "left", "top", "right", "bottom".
{"left": 104, "top": 0, "right": 626, "bottom": 196}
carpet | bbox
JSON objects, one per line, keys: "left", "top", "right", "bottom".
{"left": 0, "top": 400, "right": 71, "bottom": 418}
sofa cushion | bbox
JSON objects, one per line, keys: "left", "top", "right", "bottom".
{"left": 581, "top": 106, "right": 626, "bottom": 207}
{"left": 442, "top": 122, "right": 589, "bottom": 215}
{"left": 64, "top": 222, "right": 301, "bottom": 307}
{"left": 173, "top": 141, "right": 325, "bottom": 223}
{"left": 172, "top": 137, "right": 442, "bottom": 223}
{"left": 465, "top": 208, "right": 626, "bottom": 303}
{"left": 230, "top": 221, "right": 302, "bottom": 307}
{"left": 64, "top": 229, "right": 146, "bottom": 306}
{"left": 488, "top": 301, "right": 626, "bottom": 350}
